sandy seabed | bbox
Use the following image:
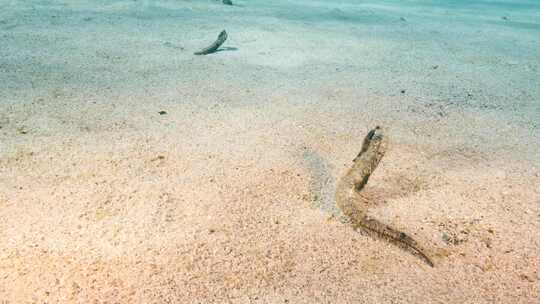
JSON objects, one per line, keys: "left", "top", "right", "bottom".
{"left": 1, "top": 0, "right": 539, "bottom": 303}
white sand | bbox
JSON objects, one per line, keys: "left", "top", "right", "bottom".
{"left": 1, "top": 0, "right": 539, "bottom": 302}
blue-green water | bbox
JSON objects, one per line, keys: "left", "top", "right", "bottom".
{"left": 1, "top": 2, "right": 540, "bottom": 302}
{"left": 1, "top": 0, "right": 539, "bottom": 156}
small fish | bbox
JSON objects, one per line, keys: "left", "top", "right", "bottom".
{"left": 194, "top": 30, "right": 228, "bottom": 55}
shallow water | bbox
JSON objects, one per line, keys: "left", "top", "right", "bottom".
{"left": 1, "top": 1, "right": 539, "bottom": 303}
{"left": 1, "top": 0, "right": 538, "bottom": 154}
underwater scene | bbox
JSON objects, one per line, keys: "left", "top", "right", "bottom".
{"left": 1, "top": 0, "right": 539, "bottom": 302}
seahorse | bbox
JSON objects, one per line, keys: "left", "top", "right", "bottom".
{"left": 335, "top": 126, "right": 434, "bottom": 267}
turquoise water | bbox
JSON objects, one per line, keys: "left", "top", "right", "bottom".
{"left": 1, "top": 0, "right": 539, "bottom": 148}
{"left": 2, "top": 2, "right": 540, "bottom": 302}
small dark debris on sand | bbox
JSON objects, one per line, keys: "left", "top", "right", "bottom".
{"left": 194, "top": 30, "right": 228, "bottom": 55}
{"left": 151, "top": 155, "right": 165, "bottom": 162}
{"left": 17, "top": 127, "right": 28, "bottom": 134}
{"left": 164, "top": 42, "right": 184, "bottom": 50}
{"left": 158, "top": 111, "right": 167, "bottom": 115}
